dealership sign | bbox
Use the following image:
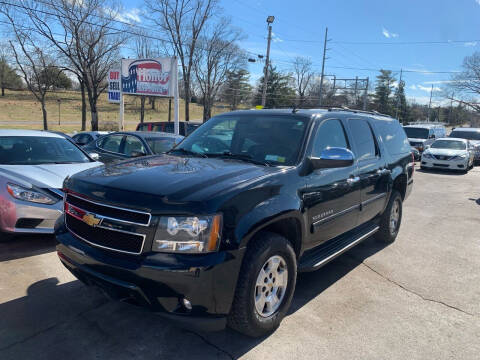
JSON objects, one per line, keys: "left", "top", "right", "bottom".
{"left": 121, "top": 58, "right": 174, "bottom": 97}
{"left": 107, "top": 69, "right": 121, "bottom": 103}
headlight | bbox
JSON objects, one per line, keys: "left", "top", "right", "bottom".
{"left": 6, "top": 183, "right": 57, "bottom": 204}
{"left": 152, "top": 215, "right": 222, "bottom": 253}
{"left": 422, "top": 153, "right": 434, "bottom": 159}
{"left": 451, "top": 155, "right": 467, "bottom": 160}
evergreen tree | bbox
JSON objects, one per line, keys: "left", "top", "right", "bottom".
{"left": 255, "top": 65, "right": 296, "bottom": 108}
{"left": 0, "top": 59, "right": 22, "bottom": 96}
{"left": 374, "top": 69, "right": 395, "bottom": 115}
{"left": 393, "top": 79, "right": 408, "bottom": 123}
{"left": 221, "top": 69, "right": 252, "bottom": 110}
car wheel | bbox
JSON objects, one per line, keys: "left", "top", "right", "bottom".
{"left": 228, "top": 232, "right": 297, "bottom": 337}
{"left": 375, "top": 190, "right": 402, "bottom": 244}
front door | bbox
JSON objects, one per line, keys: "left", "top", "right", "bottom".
{"left": 347, "top": 118, "right": 389, "bottom": 224}
{"left": 303, "top": 118, "right": 361, "bottom": 248}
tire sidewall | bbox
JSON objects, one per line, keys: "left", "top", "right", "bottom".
{"left": 388, "top": 192, "right": 403, "bottom": 238}
{"left": 245, "top": 235, "right": 297, "bottom": 333}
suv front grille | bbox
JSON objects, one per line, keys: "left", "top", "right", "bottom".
{"left": 65, "top": 193, "right": 151, "bottom": 255}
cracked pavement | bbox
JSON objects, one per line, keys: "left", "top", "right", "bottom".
{"left": 1, "top": 165, "right": 479, "bottom": 359}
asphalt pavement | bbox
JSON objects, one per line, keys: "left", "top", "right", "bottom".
{"left": 1, "top": 165, "right": 479, "bottom": 359}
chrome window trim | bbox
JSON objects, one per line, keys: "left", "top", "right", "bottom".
{"left": 66, "top": 193, "right": 152, "bottom": 226}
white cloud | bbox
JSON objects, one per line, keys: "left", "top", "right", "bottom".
{"left": 464, "top": 41, "right": 477, "bottom": 47}
{"left": 271, "top": 32, "right": 283, "bottom": 43}
{"left": 416, "top": 84, "right": 441, "bottom": 92}
{"left": 382, "top": 27, "right": 399, "bottom": 39}
{"left": 410, "top": 85, "right": 417, "bottom": 90}
{"left": 116, "top": 8, "right": 142, "bottom": 23}
{"left": 476, "top": 0, "right": 480, "bottom": 5}
{"left": 423, "top": 80, "right": 457, "bottom": 85}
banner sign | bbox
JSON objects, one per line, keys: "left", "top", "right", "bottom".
{"left": 121, "top": 58, "right": 174, "bottom": 97}
{"left": 107, "top": 69, "right": 121, "bottom": 103}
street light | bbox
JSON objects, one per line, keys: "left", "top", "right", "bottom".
{"left": 261, "top": 16, "right": 274, "bottom": 107}
{"left": 266, "top": 16, "right": 275, "bottom": 24}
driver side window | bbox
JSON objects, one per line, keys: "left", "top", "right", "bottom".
{"left": 312, "top": 119, "right": 349, "bottom": 157}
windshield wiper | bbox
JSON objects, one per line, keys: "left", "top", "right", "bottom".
{"left": 167, "top": 148, "right": 208, "bottom": 158}
{"left": 210, "top": 152, "right": 271, "bottom": 166}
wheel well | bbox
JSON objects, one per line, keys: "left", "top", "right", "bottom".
{"left": 393, "top": 174, "right": 407, "bottom": 200}
{"left": 256, "top": 218, "right": 302, "bottom": 258}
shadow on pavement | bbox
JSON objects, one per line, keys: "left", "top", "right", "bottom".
{"left": 0, "top": 236, "right": 388, "bottom": 359}
{"left": 416, "top": 168, "right": 466, "bottom": 176}
{"left": 0, "top": 235, "right": 56, "bottom": 262}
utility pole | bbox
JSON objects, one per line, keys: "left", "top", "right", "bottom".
{"left": 395, "top": 69, "right": 403, "bottom": 120}
{"left": 363, "top": 77, "right": 369, "bottom": 110}
{"left": 448, "top": 92, "right": 454, "bottom": 124}
{"left": 261, "top": 16, "right": 275, "bottom": 108}
{"left": 318, "top": 27, "right": 329, "bottom": 107}
{"left": 427, "top": 84, "right": 433, "bottom": 122}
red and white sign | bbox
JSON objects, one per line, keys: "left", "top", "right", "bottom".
{"left": 121, "top": 58, "right": 174, "bottom": 97}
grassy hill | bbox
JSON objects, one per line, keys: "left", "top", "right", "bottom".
{"left": 0, "top": 89, "right": 230, "bottom": 132}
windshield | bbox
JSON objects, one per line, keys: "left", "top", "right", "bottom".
{"left": 146, "top": 137, "right": 177, "bottom": 154}
{"left": 450, "top": 130, "right": 480, "bottom": 141}
{"left": 404, "top": 127, "right": 429, "bottom": 139}
{"left": 431, "top": 140, "right": 466, "bottom": 150}
{"left": 0, "top": 136, "right": 91, "bottom": 165}
{"left": 173, "top": 115, "right": 309, "bottom": 166}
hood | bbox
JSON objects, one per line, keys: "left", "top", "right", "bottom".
{"left": 66, "top": 155, "right": 283, "bottom": 211}
{"left": 0, "top": 162, "right": 102, "bottom": 189}
{"left": 408, "top": 138, "right": 427, "bottom": 143}
{"left": 425, "top": 148, "right": 467, "bottom": 156}
{"left": 469, "top": 140, "right": 480, "bottom": 147}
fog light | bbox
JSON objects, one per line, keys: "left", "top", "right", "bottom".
{"left": 182, "top": 298, "right": 192, "bottom": 310}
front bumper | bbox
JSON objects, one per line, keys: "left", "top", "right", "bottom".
{"left": 421, "top": 157, "right": 469, "bottom": 170}
{"left": 0, "top": 195, "right": 63, "bottom": 234}
{"left": 55, "top": 221, "right": 245, "bottom": 330}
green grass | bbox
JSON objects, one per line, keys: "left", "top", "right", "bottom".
{"left": 0, "top": 89, "right": 229, "bottom": 132}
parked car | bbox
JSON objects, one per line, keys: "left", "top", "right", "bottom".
{"left": 449, "top": 127, "right": 480, "bottom": 164}
{"left": 403, "top": 123, "right": 446, "bottom": 152}
{"left": 420, "top": 138, "right": 474, "bottom": 172}
{"left": 411, "top": 147, "right": 421, "bottom": 161}
{"left": 0, "top": 130, "right": 101, "bottom": 239}
{"left": 72, "top": 131, "right": 110, "bottom": 147}
{"left": 56, "top": 109, "right": 413, "bottom": 337}
{"left": 83, "top": 131, "right": 184, "bottom": 163}
{"left": 136, "top": 121, "right": 201, "bottom": 136}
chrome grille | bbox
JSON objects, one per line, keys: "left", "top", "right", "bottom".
{"left": 64, "top": 193, "right": 151, "bottom": 255}
{"left": 433, "top": 155, "right": 452, "bottom": 161}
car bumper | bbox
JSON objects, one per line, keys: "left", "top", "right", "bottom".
{"left": 421, "top": 158, "right": 469, "bottom": 170}
{"left": 55, "top": 219, "right": 245, "bottom": 331}
{"left": 0, "top": 195, "right": 63, "bottom": 234}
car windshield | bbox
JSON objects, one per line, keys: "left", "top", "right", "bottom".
{"left": 146, "top": 137, "right": 177, "bottom": 154}
{"left": 0, "top": 136, "right": 91, "bottom": 165}
{"left": 404, "top": 127, "right": 429, "bottom": 139}
{"left": 450, "top": 130, "right": 480, "bottom": 141}
{"left": 172, "top": 115, "right": 309, "bottom": 166}
{"left": 431, "top": 140, "right": 466, "bottom": 150}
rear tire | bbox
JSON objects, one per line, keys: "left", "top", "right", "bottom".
{"left": 375, "top": 191, "right": 402, "bottom": 244}
{"left": 228, "top": 232, "right": 297, "bottom": 337}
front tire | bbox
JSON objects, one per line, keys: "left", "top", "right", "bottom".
{"left": 228, "top": 232, "right": 297, "bottom": 337}
{"left": 375, "top": 190, "right": 402, "bottom": 243}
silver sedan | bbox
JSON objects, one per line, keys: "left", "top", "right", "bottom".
{"left": 0, "top": 130, "right": 102, "bottom": 239}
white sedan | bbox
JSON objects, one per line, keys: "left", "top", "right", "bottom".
{"left": 420, "top": 138, "right": 474, "bottom": 172}
{"left": 0, "top": 130, "right": 102, "bottom": 239}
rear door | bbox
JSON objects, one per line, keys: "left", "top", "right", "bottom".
{"left": 347, "top": 118, "right": 389, "bottom": 224}
{"left": 303, "top": 118, "right": 361, "bottom": 247}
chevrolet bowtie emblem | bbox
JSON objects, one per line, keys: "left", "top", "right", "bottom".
{"left": 82, "top": 213, "right": 102, "bottom": 227}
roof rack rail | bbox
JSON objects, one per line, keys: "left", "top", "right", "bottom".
{"left": 325, "top": 107, "right": 393, "bottom": 118}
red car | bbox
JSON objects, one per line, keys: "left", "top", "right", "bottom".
{"left": 136, "top": 121, "right": 201, "bottom": 136}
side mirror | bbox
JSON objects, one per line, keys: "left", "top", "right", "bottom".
{"left": 89, "top": 152, "right": 100, "bottom": 160}
{"left": 309, "top": 147, "right": 355, "bottom": 170}
{"left": 130, "top": 151, "right": 146, "bottom": 158}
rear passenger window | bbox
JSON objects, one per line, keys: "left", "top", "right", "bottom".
{"left": 374, "top": 119, "right": 410, "bottom": 155}
{"left": 99, "top": 135, "right": 123, "bottom": 153}
{"left": 312, "top": 119, "right": 349, "bottom": 157}
{"left": 348, "top": 119, "right": 377, "bottom": 160}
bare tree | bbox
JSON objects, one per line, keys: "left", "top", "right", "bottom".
{"left": 193, "top": 19, "right": 243, "bottom": 121}
{"left": 0, "top": 6, "right": 59, "bottom": 130}
{"left": 15, "top": 0, "right": 125, "bottom": 130}
{"left": 447, "top": 52, "right": 480, "bottom": 113}
{"left": 145, "top": 0, "right": 218, "bottom": 121}
{"left": 292, "top": 57, "right": 314, "bottom": 105}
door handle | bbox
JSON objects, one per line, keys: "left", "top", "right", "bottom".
{"left": 347, "top": 176, "right": 360, "bottom": 185}
{"left": 377, "top": 168, "right": 391, "bottom": 175}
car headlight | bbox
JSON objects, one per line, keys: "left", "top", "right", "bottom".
{"left": 152, "top": 215, "right": 222, "bottom": 253}
{"left": 6, "top": 183, "right": 58, "bottom": 204}
{"left": 422, "top": 153, "right": 434, "bottom": 159}
{"left": 451, "top": 155, "right": 467, "bottom": 160}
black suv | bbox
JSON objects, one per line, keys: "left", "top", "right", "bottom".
{"left": 56, "top": 109, "right": 413, "bottom": 337}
